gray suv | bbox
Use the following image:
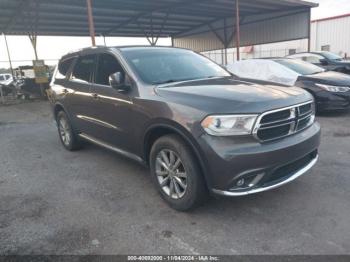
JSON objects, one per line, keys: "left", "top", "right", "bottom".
{"left": 49, "top": 46, "right": 320, "bottom": 211}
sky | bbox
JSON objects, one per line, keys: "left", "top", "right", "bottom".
{"left": 1, "top": 0, "right": 350, "bottom": 68}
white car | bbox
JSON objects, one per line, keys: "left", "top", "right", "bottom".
{"left": 0, "top": 73, "right": 13, "bottom": 86}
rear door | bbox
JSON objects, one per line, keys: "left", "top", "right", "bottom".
{"left": 66, "top": 54, "right": 97, "bottom": 135}
{"left": 88, "top": 52, "right": 134, "bottom": 152}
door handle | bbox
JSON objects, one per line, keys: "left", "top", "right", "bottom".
{"left": 92, "top": 93, "right": 99, "bottom": 99}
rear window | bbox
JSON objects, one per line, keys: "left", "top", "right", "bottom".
{"left": 56, "top": 58, "right": 75, "bottom": 80}
{"left": 70, "top": 55, "right": 96, "bottom": 83}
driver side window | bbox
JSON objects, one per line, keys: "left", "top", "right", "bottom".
{"left": 95, "top": 53, "right": 124, "bottom": 86}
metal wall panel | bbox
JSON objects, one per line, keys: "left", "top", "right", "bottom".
{"left": 174, "top": 9, "right": 311, "bottom": 52}
{"left": 311, "top": 16, "right": 350, "bottom": 55}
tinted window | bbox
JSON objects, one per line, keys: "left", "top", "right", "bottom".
{"left": 0, "top": 75, "right": 4, "bottom": 81}
{"left": 274, "top": 59, "right": 325, "bottom": 76}
{"left": 95, "top": 54, "right": 124, "bottom": 86}
{"left": 71, "top": 55, "right": 96, "bottom": 83}
{"left": 5, "top": 75, "right": 11, "bottom": 80}
{"left": 121, "top": 48, "right": 230, "bottom": 85}
{"left": 56, "top": 58, "right": 75, "bottom": 79}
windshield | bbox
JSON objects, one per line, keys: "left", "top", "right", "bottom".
{"left": 321, "top": 52, "right": 342, "bottom": 61}
{"left": 274, "top": 59, "right": 325, "bottom": 76}
{"left": 120, "top": 48, "right": 231, "bottom": 85}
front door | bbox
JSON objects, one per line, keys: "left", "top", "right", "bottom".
{"left": 88, "top": 53, "right": 134, "bottom": 153}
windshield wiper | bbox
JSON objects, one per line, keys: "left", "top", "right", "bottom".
{"left": 154, "top": 76, "right": 226, "bottom": 85}
{"left": 153, "top": 78, "right": 198, "bottom": 85}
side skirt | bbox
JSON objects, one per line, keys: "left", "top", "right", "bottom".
{"left": 78, "top": 133, "right": 146, "bottom": 165}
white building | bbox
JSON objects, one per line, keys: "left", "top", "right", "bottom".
{"left": 203, "top": 13, "right": 350, "bottom": 64}
{"left": 311, "top": 13, "right": 350, "bottom": 57}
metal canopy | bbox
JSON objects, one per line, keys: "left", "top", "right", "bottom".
{"left": 0, "top": 0, "right": 317, "bottom": 38}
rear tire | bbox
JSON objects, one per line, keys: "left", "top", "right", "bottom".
{"left": 150, "top": 134, "right": 208, "bottom": 211}
{"left": 56, "top": 111, "right": 82, "bottom": 151}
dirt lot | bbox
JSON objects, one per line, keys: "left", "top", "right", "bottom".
{"left": 0, "top": 101, "right": 350, "bottom": 255}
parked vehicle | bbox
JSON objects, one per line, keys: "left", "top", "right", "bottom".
{"left": 0, "top": 73, "right": 12, "bottom": 84}
{"left": 49, "top": 46, "right": 320, "bottom": 211}
{"left": 287, "top": 51, "right": 350, "bottom": 74}
{"left": 227, "top": 58, "right": 350, "bottom": 112}
{"left": 0, "top": 73, "right": 15, "bottom": 96}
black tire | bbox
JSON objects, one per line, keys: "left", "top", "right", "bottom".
{"left": 56, "top": 111, "right": 82, "bottom": 151}
{"left": 150, "top": 134, "right": 208, "bottom": 211}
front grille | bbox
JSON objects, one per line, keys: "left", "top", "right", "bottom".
{"left": 254, "top": 102, "right": 314, "bottom": 142}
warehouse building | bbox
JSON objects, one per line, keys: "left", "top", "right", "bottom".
{"left": 203, "top": 12, "right": 350, "bottom": 64}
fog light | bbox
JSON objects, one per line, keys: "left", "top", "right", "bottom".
{"left": 236, "top": 179, "right": 245, "bottom": 187}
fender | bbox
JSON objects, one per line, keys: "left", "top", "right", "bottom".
{"left": 142, "top": 119, "right": 212, "bottom": 188}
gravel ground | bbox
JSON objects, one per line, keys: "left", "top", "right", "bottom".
{"left": 0, "top": 101, "right": 349, "bottom": 255}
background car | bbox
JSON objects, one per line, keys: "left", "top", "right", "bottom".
{"left": 227, "top": 58, "right": 350, "bottom": 112}
{"left": 0, "top": 73, "right": 15, "bottom": 96}
{"left": 287, "top": 51, "right": 350, "bottom": 74}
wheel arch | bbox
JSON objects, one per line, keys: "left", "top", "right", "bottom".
{"left": 143, "top": 121, "right": 211, "bottom": 189}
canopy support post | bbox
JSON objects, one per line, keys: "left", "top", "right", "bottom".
{"left": 28, "top": 33, "right": 38, "bottom": 60}
{"left": 223, "top": 18, "right": 228, "bottom": 65}
{"left": 235, "top": 0, "right": 241, "bottom": 61}
{"left": 307, "top": 8, "right": 311, "bottom": 52}
{"left": 86, "top": 0, "right": 96, "bottom": 46}
{"left": 3, "top": 33, "right": 14, "bottom": 78}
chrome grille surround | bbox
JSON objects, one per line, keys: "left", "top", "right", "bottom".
{"left": 253, "top": 101, "right": 315, "bottom": 142}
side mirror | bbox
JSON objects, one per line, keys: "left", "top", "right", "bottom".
{"left": 319, "top": 59, "right": 328, "bottom": 65}
{"left": 109, "top": 72, "right": 130, "bottom": 91}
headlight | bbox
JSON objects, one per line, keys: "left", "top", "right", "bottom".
{"left": 201, "top": 114, "right": 258, "bottom": 136}
{"left": 316, "top": 84, "right": 350, "bottom": 93}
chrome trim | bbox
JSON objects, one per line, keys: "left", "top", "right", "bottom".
{"left": 96, "top": 93, "right": 133, "bottom": 104}
{"left": 212, "top": 155, "right": 318, "bottom": 196}
{"left": 253, "top": 101, "right": 314, "bottom": 142}
{"left": 76, "top": 115, "right": 121, "bottom": 130}
{"left": 78, "top": 133, "right": 144, "bottom": 163}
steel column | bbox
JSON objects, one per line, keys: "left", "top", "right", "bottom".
{"left": 86, "top": 0, "right": 96, "bottom": 46}
{"left": 3, "top": 34, "right": 14, "bottom": 78}
{"left": 307, "top": 8, "right": 311, "bottom": 52}
{"left": 235, "top": 0, "right": 241, "bottom": 61}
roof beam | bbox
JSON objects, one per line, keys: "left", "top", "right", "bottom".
{"left": 103, "top": 0, "right": 213, "bottom": 35}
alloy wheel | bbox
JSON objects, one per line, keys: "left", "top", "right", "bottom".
{"left": 155, "top": 149, "right": 187, "bottom": 199}
{"left": 58, "top": 116, "right": 71, "bottom": 146}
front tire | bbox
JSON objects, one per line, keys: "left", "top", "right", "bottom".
{"left": 150, "top": 134, "right": 208, "bottom": 211}
{"left": 56, "top": 111, "right": 81, "bottom": 151}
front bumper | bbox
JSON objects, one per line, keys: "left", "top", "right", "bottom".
{"left": 197, "top": 122, "right": 321, "bottom": 195}
{"left": 213, "top": 154, "right": 318, "bottom": 196}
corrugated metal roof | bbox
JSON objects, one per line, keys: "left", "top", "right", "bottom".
{"left": 0, "top": 0, "right": 317, "bottom": 37}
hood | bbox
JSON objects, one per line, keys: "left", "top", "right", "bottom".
{"left": 335, "top": 60, "right": 350, "bottom": 65}
{"left": 155, "top": 78, "right": 312, "bottom": 114}
{"left": 0, "top": 79, "right": 13, "bottom": 86}
{"left": 300, "top": 71, "right": 350, "bottom": 86}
